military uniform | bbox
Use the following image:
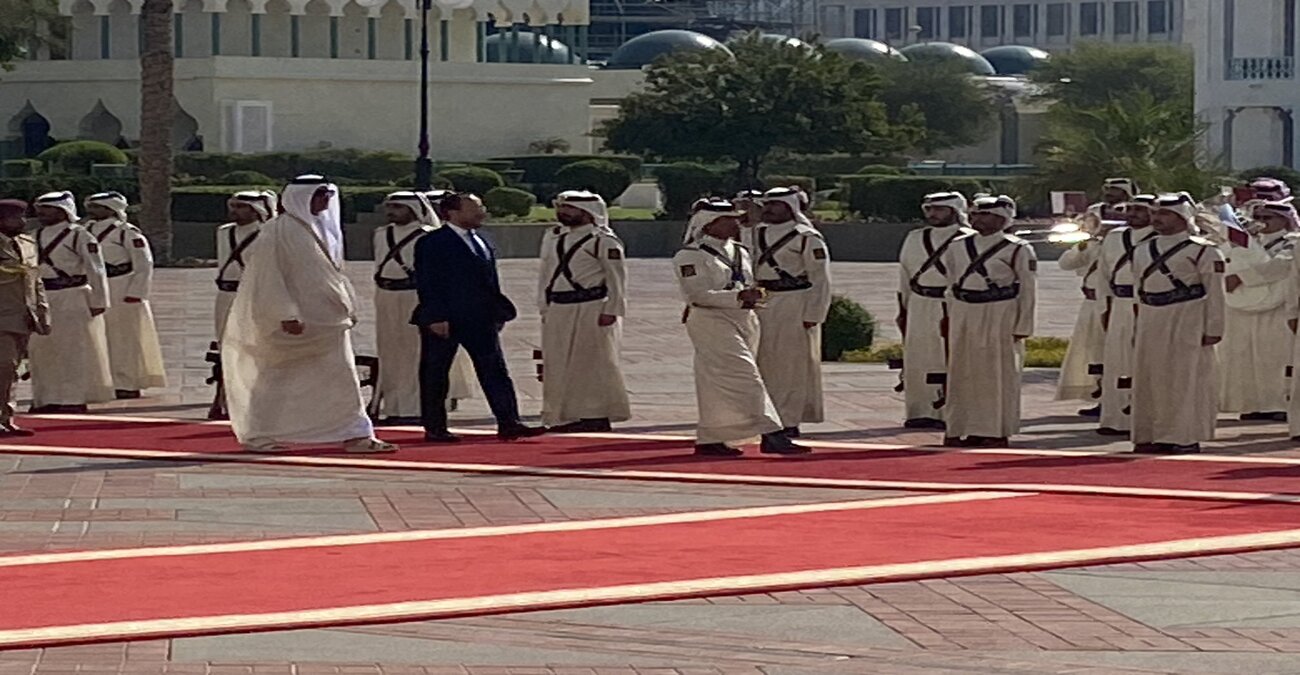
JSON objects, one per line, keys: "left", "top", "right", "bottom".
{"left": 0, "top": 230, "right": 48, "bottom": 429}
{"left": 1095, "top": 223, "right": 1158, "bottom": 433}
{"left": 83, "top": 213, "right": 166, "bottom": 394}
{"left": 214, "top": 220, "right": 262, "bottom": 339}
{"left": 1055, "top": 239, "right": 1105, "bottom": 403}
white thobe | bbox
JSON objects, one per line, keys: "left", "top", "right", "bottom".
{"left": 1218, "top": 230, "right": 1296, "bottom": 413}
{"left": 223, "top": 214, "right": 373, "bottom": 445}
{"left": 897, "top": 224, "right": 972, "bottom": 421}
{"left": 752, "top": 220, "right": 831, "bottom": 427}
{"left": 537, "top": 224, "right": 631, "bottom": 426}
{"left": 28, "top": 222, "right": 114, "bottom": 406}
{"left": 372, "top": 222, "right": 474, "bottom": 419}
{"left": 940, "top": 232, "right": 1036, "bottom": 439}
{"left": 214, "top": 221, "right": 261, "bottom": 340}
{"left": 84, "top": 218, "right": 166, "bottom": 392}
{"left": 675, "top": 237, "right": 782, "bottom": 445}
{"left": 1055, "top": 240, "right": 1104, "bottom": 401}
{"left": 1287, "top": 254, "right": 1300, "bottom": 437}
{"left": 1096, "top": 226, "right": 1157, "bottom": 431}
{"left": 1131, "top": 234, "right": 1225, "bottom": 446}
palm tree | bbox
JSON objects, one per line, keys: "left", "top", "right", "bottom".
{"left": 138, "top": 0, "right": 174, "bottom": 262}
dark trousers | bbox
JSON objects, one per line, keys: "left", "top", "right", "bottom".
{"left": 419, "top": 323, "right": 521, "bottom": 432}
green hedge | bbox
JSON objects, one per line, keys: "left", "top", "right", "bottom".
{"left": 554, "top": 159, "right": 634, "bottom": 202}
{"left": 37, "top": 141, "right": 129, "bottom": 175}
{"left": 821, "top": 295, "right": 876, "bottom": 361}
{"left": 654, "top": 162, "right": 730, "bottom": 219}
{"left": 0, "top": 176, "right": 139, "bottom": 203}
{"left": 766, "top": 155, "right": 903, "bottom": 188}
{"left": 841, "top": 174, "right": 1020, "bottom": 220}
{"left": 174, "top": 149, "right": 412, "bottom": 183}
{"left": 0, "top": 160, "right": 42, "bottom": 178}
{"left": 436, "top": 166, "right": 504, "bottom": 195}
{"left": 218, "top": 170, "right": 276, "bottom": 186}
{"left": 483, "top": 186, "right": 536, "bottom": 218}
{"left": 171, "top": 184, "right": 395, "bottom": 222}
{"left": 493, "top": 154, "right": 643, "bottom": 184}
{"left": 761, "top": 174, "right": 816, "bottom": 194}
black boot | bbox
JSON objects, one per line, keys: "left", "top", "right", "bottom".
{"left": 694, "top": 443, "right": 743, "bottom": 457}
{"left": 760, "top": 432, "right": 810, "bottom": 455}
{"left": 783, "top": 426, "right": 801, "bottom": 438}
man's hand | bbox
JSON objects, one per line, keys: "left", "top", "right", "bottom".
{"left": 90, "top": 307, "right": 106, "bottom": 317}
{"left": 738, "top": 288, "right": 764, "bottom": 306}
{"left": 427, "top": 321, "right": 450, "bottom": 338}
{"left": 803, "top": 321, "right": 818, "bottom": 329}
{"left": 597, "top": 314, "right": 617, "bottom": 327}
{"left": 1225, "top": 274, "right": 1243, "bottom": 293}
{"left": 1203, "top": 335, "right": 1223, "bottom": 347}
{"left": 124, "top": 297, "right": 143, "bottom": 304}
{"left": 280, "top": 320, "right": 304, "bottom": 335}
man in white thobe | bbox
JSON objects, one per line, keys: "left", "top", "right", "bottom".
{"left": 1095, "top": 194, "right": 1158, "bottom": 436}
{"left": 1219, "top": 199, "right": 1297, "bottom": 420}
{"left": 537, "top": 190, "right": 630, "bottom": 432}
{"left": 223, "top": 175, "right": 396, "bottom": 454}
{"left": 940, "top": 196, "right": 1036, "bottom": 448}
{"left": 28, "top": 191, "right": 113, "bottom": 413}
{"left": 675, "top": 201, "right": 804, "bottom": 457}
{"left": 372, "top": 191, "right": 473, "bottom": 424}
{"left": 1131, "top": 193, "right": 1225, "bottom": 454}
{"left": 1055, "top": 213, "right": 1117, "bottom": 412}
{"left": 82, "top": 192, "right": 166, "bottom": 399}
{"left": 751, "top": 187, "right": 831, "bottom": 437}
{"left": 215, "top": 190, "right": 275, "bottom": 339}
{"left": 897, "top": 192, "right": 974, "bottom": 429}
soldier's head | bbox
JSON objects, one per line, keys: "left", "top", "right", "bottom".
{"left": 383, "top": 191, "right": 431, "bottom": 226}
{"left": 554, "top": 190, "right": 605, "bottom": 229}
{"left": 1102, "top": 178, "right": 1137, "bottom": 205}
{"left": 0, "top": 200, "right": 28, "bottom": 236}
{"left": 1254, "top": 201, "right": 1299, "bottom": 234}
{"left": 759, "top": 187, "right": 800, "bottom": 224}
{"left": 33, "top": 191, "right": 76, "bottom": 226}
{"left": 1152, "top": 193, "right": 1195, "bottom": 235}
{"left": 228, "top": 191, "right": 275, "bottom": 226}
{"left": 1123, "top": 195, "right": 1156, "bottom": 228}
{"left": 970, "top": 195, "right": 1016, "bottom": 236}
{"left": 694, "top": 201, "right": 746, "bottom": 241}
{"left": 84, "top": 191, "right": 129, "bottom": 223}
{"left": 921, "top": 192, "right": 967, "bottom": 226}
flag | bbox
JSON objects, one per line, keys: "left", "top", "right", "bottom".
{"left": 1218, "top": 203, "right": 1251, "bottom": 247}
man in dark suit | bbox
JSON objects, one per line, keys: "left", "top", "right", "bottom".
{"left": 411, "top": 193, "right": 545, "bottom": 443}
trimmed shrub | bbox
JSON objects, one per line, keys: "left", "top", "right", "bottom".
{"left": 0, "top": 176, "right": 139, "bottom": 203}
{"left": 436, "top": 166, "right": 505, "bottom": 195}
{"left": 654, "top": 162, "right": 730, "bottom": 219}
{"left": 37, "top": 141, "right": 129, "bottom": 175}
{"left": 857, "top": 164, "right": 906, "bottom": 176}
{"left": 483, "top": 186, "right": 537, "bottom": 218}
{"left": 174, "top": 149, "right": 412, "bottom": 183}
{"left": 766, "top": 155, "right": 902, "bottom": 188}
{"left": 493, "top": 154, "right": 643, "bottom": 184}
{"left": 0, "top": 159, "right": 41, "bottom": 178}
{"left": 554, "top": 159, "right": 634, "bottom": 202}
{"left": 761, "top": 174, "right": 816, "bottom": 194}
{"left": 821, "top": 295, "right": 876, "bottom": 362}
{"left": 170, "top": 184, "right": 395, "bottom": 222}
{"left": 842, "top": 175, "right": 986, "bottom": 220}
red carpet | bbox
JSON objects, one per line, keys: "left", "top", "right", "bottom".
{"left": 8, "top": 416, "right": 1300, "bottom": 501}
{"left": 5, "top": 491, "right": 1300, "bottom": 648}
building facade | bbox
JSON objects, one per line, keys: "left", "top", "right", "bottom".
{"left": 816, "top": 1, "right": 1182, "bottom": 51}
{"left": 1, "top": 0, "right": 617, "bottom": 161}
{"left": 1187, "top": 0, "right": 1297, "bottom": 170}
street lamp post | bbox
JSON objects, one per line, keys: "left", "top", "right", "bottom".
{"left": 414, "top": 0, "right": 434, "bottom": 190}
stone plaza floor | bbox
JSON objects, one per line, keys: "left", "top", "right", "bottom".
{"left": 3, "top": 260, "right": 1300, "bottom": 674}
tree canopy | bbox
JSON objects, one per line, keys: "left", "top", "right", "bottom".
{"left": 0, "top": 0, "right": 60, "bottom": 70}
{"left": 599, "top": 33, "right": 919, "bottom": 185}
{"left": 875, "top": 59, "right": 996, "bottom": 155}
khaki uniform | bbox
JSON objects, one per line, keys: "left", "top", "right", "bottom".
{"left": 84, "top": 218, "right": 166, "bottom": 392}
{"left": 0, "top": 234, "right": 48, "bottom": 423}
{"left": 751, "top": 220, "right": 831, "bottom": 428}
{"left": 940, "top": 232, "right": 1037, "bottom": 440}
{"left": 537, "top": 223, "right": 631, "bottom": 426}
{"left": 1131, "top": 234, "right": 1225, "bottom": 446}
{"left": 28, "top": 222, "right": 113, "bottom": 407}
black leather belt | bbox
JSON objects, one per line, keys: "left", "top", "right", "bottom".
{"left": 43, "top": 275, "right": 88, "bottom": 291}
{"left": 105, "top": 262, "right": 133, "bottom": 278}
{"left": 759, "top": 276, "right": 813, "bottom": 292}
{"left": 215, "top": 280, "right": 239, "bottom": 292}
{"left": 375, "top": 277, "right": 418, "bottom": 291}
{"left": 1140, "top": 284, "right": 1206, "bottom": 307}
{"left": 909, "top": 280, "right": 946, "bottom": 298}
{"left": 952, "top": 283, "right": 1020, "bottom": 304}
{"left": 548, "top": 285, "right": 608, "bottom": 304}
{"left": 1111, "top": 283, "right": 1135, "bottom": 298}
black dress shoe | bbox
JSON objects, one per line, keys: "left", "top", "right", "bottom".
{"left": 1132, "top": 443, "right": 1162, "bottom": 454}
{"left": 1096, "top": 427, "right": 1129, "bottom": 436}
{"left": 966, "top": 436, "right": 1009, "bottom": 448}
{"left": 549, "top": 418, "right": 613, "bottom": 433}
{"left": 694, "top": 443, "right": 743, "bottom": 457}
{"left": 423, "top": 430, "right": 462, "bottom": 444}
{"left": 942, "top": 436, "right": 968, "bottom": 448}
{"left": 377, "top": 416, "right": 422, "bottom": 427}
{"left": 1077, "top": 405, "right": 1101, "bottom": 417}
{"left": 115, "top": 389, "right": 141, "bottom": 400}
{"left": 760, "top": 432, "right": 811, "bottom": 455}
{"left": 1169, "top": 443, "right": 1201, "bottom": 455}
{"left": 783, "top": 426, "right": 801, "bottom": 438}
{"left": 904, "top": 418, "right": 946, "bottom": 430}
{"left": 0, "top": 424, "right": 33, "bottom": 437}
{"left": 1240, "top": 412, "right": 1275, "bottom": 421}
{"left": 498, "top": 423, "right": 546, "bottom": 441}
